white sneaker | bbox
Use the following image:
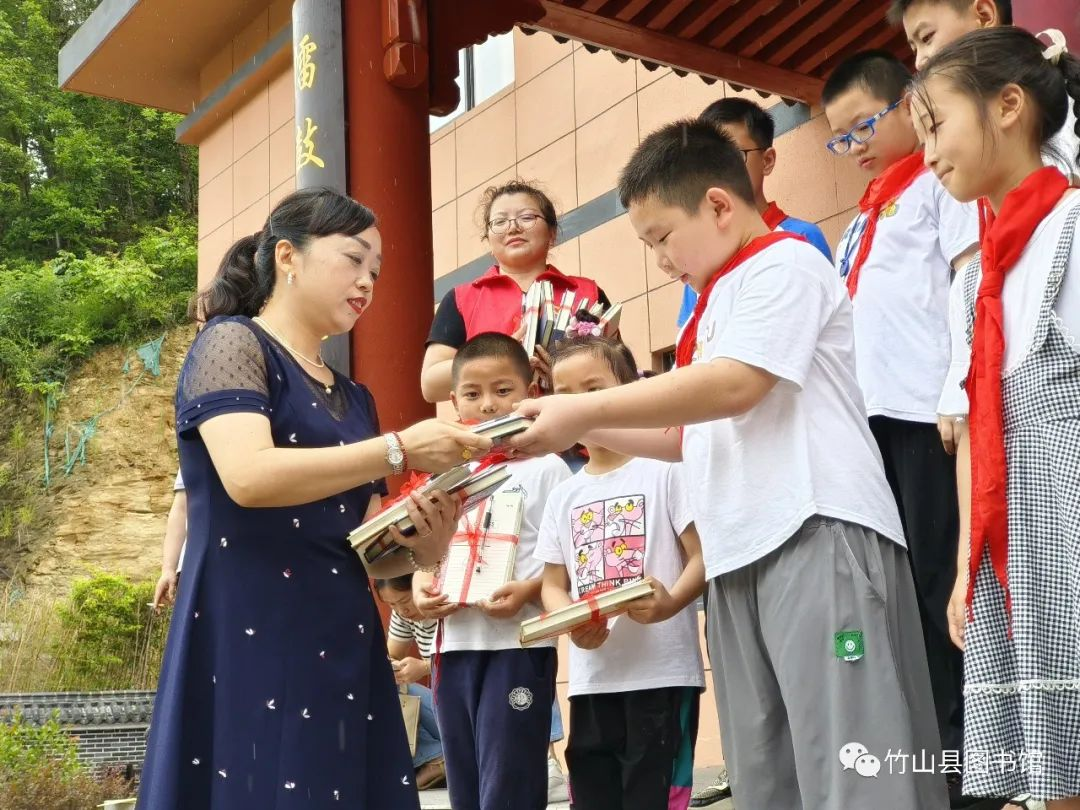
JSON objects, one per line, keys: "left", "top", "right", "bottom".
{"left": 547, "top": 755, "right": 569, "bottom": 804}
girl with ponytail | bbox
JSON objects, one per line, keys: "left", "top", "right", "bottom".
{"left": 139, "top": 188, "right": 490, "bottom": 810}
{"left": 911, "top": 27, "right": 1080, "bottom": 807}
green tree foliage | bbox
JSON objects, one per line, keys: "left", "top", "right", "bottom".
{"left": 0, "top": 0, "right": 196, "bottom": 260}
{"left": 0, "top": 218, "right": 196, "bottom": 393}
{"left": 0, "top": 712, "right": 135, "bottom": 809}
{"left": 54, "top": 572, "right": 169, "bottom": 688}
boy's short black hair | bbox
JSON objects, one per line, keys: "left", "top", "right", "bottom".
{"left": 699, "top": 97, "right": 775, "bottom": 148}
{"left": 886, "top": 0, "right": 1012, "bottom": 26}
{"left": 451, "top": 332, "right": 533, "bottom": 389}
{"left": 822, "top": 50, "right": 913, "bottom": 107}
{"left": 617, "top": 119, "right": 756, "bottom": 213}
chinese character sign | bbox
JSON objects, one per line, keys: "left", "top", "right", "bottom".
{"left": 296, "top": 117, "right": 325, "bottom": 170}
{"left": 296, "top": 33, "right": 317, "bottom": 90}
{"left": 292, "top": 0, "right": 348, "bottom": 373}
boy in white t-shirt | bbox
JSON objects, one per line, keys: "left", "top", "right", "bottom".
{"left": 414, "top": 332, "right": 571, "bottom": 810}
{"left": 822, "top": 50, "right": 978, "bottom": 766}
{"left": 535, "top": 326, "right": 705, "bottom": 810}
{"left": 511, "top": 119, "right": 947, "bottom": 810}
{"left": 891, "top": 0, "right": 1079, "bottom": 183}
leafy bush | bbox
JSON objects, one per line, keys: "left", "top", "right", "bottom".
{"left": 0, "top": 574, "right": 170, "bottom": 692}
{"left": 0, "top": 713, "right": 134, "bottom": 810}
{"left": 54, "top": 573, "right": 170, "bottom": 690}
{"left": 0, "top": 712, "right": 80, "bottom": 779}
{"left": 0, "top": 216, "right": 195, "bottom": 394}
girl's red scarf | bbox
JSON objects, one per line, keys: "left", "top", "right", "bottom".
{"left": 676, "top": 232, "right": 801, "bottom": 368}
{"left": 845, "top": 151, "right": 928, "bottom": 298}
{"left": 965, "top": 166, "right": 1071, "bottom": 624}
{"left": 762, "top": 201, "right": 788, "bottom": 231}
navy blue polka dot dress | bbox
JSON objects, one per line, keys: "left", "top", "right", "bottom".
{"left": 138, "top": 316, "right": 419, "bottom": 810}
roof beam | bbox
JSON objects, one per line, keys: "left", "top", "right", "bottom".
{"left": 815, "top": 23, "right": 906, "bottom": 76}
{"left": 643, "top": 0, "right": 696, "bottom": 30}
{"left": 532, "top": 0, "right": 824, "bottom": 101}
{"left": 759, "top": 0, "right": 862, "bottom": 64}
{"left": 727, "top": 0, "right": 827, "bottom": 58}
{"left": 612, "top": 0, "right": 660, "bottom": 23}
{"left": 676, "top": 1, "right": 738, "bottom": 40}
{"left": 793, "top": 3, "right": 885, "bottom": 73}
{"left": 706, "top": 0, "right": 784, "bottom": 49}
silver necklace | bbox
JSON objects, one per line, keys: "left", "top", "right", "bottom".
{"left": 252, "top": 316, "right": 333, "bottom": 394}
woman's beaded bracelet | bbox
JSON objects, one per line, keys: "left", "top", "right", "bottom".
{"left": 408, "top": 548, "right": 441, "bottom": 575}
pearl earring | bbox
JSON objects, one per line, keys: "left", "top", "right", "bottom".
{"left": 287, "top": 272, "right": 295, "bottom": 286}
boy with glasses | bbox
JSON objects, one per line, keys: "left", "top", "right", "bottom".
{"left": 679, "top": 98, "right": 832, "bottom": 327}
{"left": 822, "top": 50, "right": 978, "bottom": 792}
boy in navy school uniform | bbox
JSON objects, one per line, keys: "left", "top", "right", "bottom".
{"left": 511, "top": 119, "right": 948, "bottom": 810}
{"left": 414, "top": 332, "right": 571, "bottom": 810}
{"left": 822, "top": 51, "right": 979, "bottom": 768}
{"left": 679, "top": 96, "right": 834, "bottom": 326}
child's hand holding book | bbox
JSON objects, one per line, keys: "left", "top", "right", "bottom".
{"left": 624, "top": 576, "right": 678, "bottom": 624}
{"left": 569, "top": 620, "right": 610, "bottom": 650}
{"left": 413, "top": 574, "right": 460, "bottom": 620}
{"left": 478, "top": 579, "right": 534, "bottom": 619}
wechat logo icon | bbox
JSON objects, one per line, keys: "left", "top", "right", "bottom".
{"left": 839, "top": 742, "right": 881, "bottom": 778}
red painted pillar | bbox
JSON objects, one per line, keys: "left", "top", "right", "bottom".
{"left": 342, "top": 0, "right": 434, "bottom": 634}
{"left": 342, "top": 0, "right": 435, "bottom": 441}
{"left": 1013, "top": 0, "right": 1080, "bottom": 46}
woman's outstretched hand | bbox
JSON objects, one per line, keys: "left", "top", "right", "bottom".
{"left": 399, "top": 419, "right": 492, "bottom": 473}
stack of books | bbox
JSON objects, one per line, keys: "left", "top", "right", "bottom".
{"left": 347, "top": 414, "right": 536, "bottom": 568}
{"left": 519, "top": 579, "right": 655, "bottom": 646}
{"left": 349, "top": 464, "right": 511, "bottom": 567}
{"left": 469, "top": 413, "right": 534, "bottom": 444}
{"left": 521, "top": 283, "right": 622, "bottom": 355}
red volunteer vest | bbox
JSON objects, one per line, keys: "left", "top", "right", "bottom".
{"left": 454, "top": 265, "right": 602, "bottom": 340}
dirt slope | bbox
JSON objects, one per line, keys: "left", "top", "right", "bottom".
{"left": 21, "top": 326, "right": 194, "bottom": 593}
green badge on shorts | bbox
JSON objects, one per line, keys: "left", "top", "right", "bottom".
{"left": 835, "top": 630, "right": 864, "bottom": 662}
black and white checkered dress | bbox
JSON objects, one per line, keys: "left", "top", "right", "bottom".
{"left": 959, "top": 202, "right": 1080, "bottom": 800}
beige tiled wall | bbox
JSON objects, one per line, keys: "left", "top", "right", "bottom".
{"left": 431, "top": 29, "right": 865, "bottom": 371}
{"left": 195, "top": 2, "right": 295, "bottom": 290}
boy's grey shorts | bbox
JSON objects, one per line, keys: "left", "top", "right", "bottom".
{"left": 705, "top": 516, "right": 950, "bottom": 810}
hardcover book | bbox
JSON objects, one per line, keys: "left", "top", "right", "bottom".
{"left": 350, "top": 465, "right": 511, "bottom": 567}
{"left": 519, "top": 579, "right": 655, "bottom": 646}
{"left": 436, "top": 490, "right": 525, "bottom": 606}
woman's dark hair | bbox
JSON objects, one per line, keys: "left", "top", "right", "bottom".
{"left": 552, "top": 310, "right": 639, "bottom": 386}
{"left": 913, "top": 27, "right": 1080, "bottom": 169}
{"left": 374, "top": 574, "right": 414, "bottom": 593}
{"left": 477, "top": 179, "right": 558, "bottom": 241}
{"left": 191, "top": 187, "right": 377, "bottom": 321}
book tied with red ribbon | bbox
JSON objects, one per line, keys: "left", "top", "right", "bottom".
{"left": 435, "top": 489, "right": 525, "bottom": 606}
{"left": 349, "top": 464, "right": 511, "bottom": 568}
{"left": 519, "top": 578, "right": 655, "bottom": 646}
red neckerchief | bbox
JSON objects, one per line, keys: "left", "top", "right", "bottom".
{"left": 675, "top": 232, "right": 802, "bottom": 368}
{"left": 762, "top": 201, "right": 788, "bottom": 231}
{"left": 966, "top": 166, "right": 1071, "bottom": 627}
{"left": 845, "top": 151, "right": 928, "bottom": 298}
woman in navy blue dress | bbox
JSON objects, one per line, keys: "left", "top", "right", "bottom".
{"left": 138, "top": 188, "right": 491, "bottom": 809}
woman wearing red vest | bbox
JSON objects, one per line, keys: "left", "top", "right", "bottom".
{"left": 421, "top": 180, "right": 609, "bottom": 402}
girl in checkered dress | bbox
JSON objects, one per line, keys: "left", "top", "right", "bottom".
{"left": 912, "top": 27, "right": 1080, "bottom": 805}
